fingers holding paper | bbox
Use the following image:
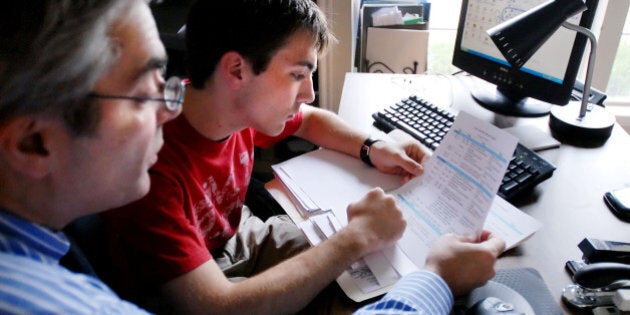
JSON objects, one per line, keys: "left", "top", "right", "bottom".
{"left": 423, "top": 231, "right": 506, "bottom": 297}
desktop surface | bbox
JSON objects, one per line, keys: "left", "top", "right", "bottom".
{"left": 267, "top": 72, "right": 630, "bottom": 314}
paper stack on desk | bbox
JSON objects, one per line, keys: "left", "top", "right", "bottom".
{"left": 271, "top": 111, "right": 543, "bottom": 301}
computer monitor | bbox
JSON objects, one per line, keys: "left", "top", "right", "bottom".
{"left": 452, "top": 0, "right": 598, "bottom": 117}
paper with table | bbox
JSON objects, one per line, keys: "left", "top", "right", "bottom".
{"left": 271, "top": 111, "right": 542, "bottom": 301}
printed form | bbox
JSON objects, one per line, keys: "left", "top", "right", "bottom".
{"left": 385, "top": 111, "right": 518, "bottom": 275}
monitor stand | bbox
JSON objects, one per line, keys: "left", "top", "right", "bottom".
{"left": 471, "top": 83, "right": 552, "bottom": 118}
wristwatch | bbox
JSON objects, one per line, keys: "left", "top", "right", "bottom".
{"left": 360, "top": 138, "right": 381, "bottom": 167}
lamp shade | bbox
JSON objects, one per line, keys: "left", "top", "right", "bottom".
{"left": 487, "top": 0, "right": 587, "bottom": 68}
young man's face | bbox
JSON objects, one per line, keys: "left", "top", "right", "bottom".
{"left": 56, "top": 0, "right": 180, "bottom": 218}
{"left": 237, "top": 30, "right": 318, "bottom": 136}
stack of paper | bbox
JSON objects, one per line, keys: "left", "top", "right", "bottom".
{"left": 272, "top": 167, "right": 322, "bottom": 216}
{"left": 271, "top": 149, "right": 402, "bottom": 221}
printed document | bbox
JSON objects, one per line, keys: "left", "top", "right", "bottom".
{"left": 391, "top": 111, "right": 518, "bottom": 267}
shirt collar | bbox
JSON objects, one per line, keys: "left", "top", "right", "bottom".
{"left": 0, "top": 208, "right": 70, "bottom": 264}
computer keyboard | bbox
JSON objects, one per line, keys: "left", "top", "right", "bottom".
{"left": 372, "top": 95, "right": 556, "bottom": 201}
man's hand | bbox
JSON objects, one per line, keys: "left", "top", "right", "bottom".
{"left": 343, "top": 188, "right": 406, "bottom": 257}
{"left": 369, "top": 139, "right": 427, "bottom": 183}
{"left": 424, "top": 231, "right": 506, "bottom": 296}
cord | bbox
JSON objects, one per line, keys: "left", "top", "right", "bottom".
{"left": 365, "top": 60, "right": 418, "bottom": 74}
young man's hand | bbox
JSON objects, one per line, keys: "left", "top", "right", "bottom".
{"left": 369, "top": 139, "right": 428, "bottom": 184}
{"left": 343, "top": 188, "right": 406, "bottom": 257}
{"left": 424, "top": 231, "right": 506, "bottom": 296}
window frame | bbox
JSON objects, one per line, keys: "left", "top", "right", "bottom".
{"left": 590, "top": 0, "right": 629, "bottom": 99}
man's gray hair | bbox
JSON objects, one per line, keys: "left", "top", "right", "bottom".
{"left": 0, "top": 0, "right": 130, "bottom": 135}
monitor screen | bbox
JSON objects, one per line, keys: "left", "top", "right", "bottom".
{"left": 452, "top": 0, "right": 598, "bottom": 117}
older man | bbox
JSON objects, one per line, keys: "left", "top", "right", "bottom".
{"left": 0, "top": 0, "right": 181, "bottom": 312}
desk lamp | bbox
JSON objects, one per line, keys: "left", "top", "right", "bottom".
{"left": 487, "top": 0, "right": 615, "bottom": 146}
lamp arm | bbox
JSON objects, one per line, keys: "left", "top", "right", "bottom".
{"left": 561, "top": 21, "right": 598, "bottom": 119}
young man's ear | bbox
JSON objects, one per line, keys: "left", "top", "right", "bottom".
{"left": 0, "top": 116, "right": 52, "bottom": 179}
{"left": 219, "top": 51, "right": 251, "bottom": 89}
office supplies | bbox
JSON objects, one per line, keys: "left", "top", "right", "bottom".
{"left": 562, "top": 262, "right": 630, "bottom": 309}
{"left": 272, "top": 111, "right": 542, "bottom": 301}
{"left": 503, "top": 125, "right": 561, "bottom": 152}
{"left": 613, "top": 290, "right": 630, "bottom": 312}
{"left": 565, "top": 259, "right": 588, "bottom": 277}
{"left": 372, "top": 94, "right": 556, "bottom": 201}
{"left": 486, "top": 0, "right": 615, "bottom": 145}
{"left": 578, "top": 238, "right": 630, "bottom": 264}
{"left": 502, "top": 125, "right": 561, "bottom": 152}
{"left": 452, "top": 0, "right": 598, "bottom": 117}
{"left": 604, "top": 187, "right": 630, "bottom": 222}
{"left": 572, "top": 262, "right": 630, "bottom": 289}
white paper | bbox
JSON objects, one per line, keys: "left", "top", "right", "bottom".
{"left": 484, "top": 196, "right": 542, "bottom": 250}
{"left": 272, "top": 149, "right": 401, "bottom": 224}
{"left": 391, "top": 111, "right": 518, "bottom": 266}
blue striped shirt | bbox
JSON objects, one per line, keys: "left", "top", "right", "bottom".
{"left": 0, "top": 209, "right": 150, "bottom": 314}
{"left": 354, "top": 270, "right": 453, "bottom": 315}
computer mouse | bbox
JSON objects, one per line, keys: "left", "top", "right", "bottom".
{"left": 466, "top": 297, "right": 525, "bottom": 314}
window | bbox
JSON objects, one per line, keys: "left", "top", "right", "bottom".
{"left": 426, "top": 0, "right": 460, "bottom": 75}
{"left": 606, "top": 8, "right": 630, "bottom": 99}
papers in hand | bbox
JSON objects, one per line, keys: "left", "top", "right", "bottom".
{"left": 271, "top": 111, "right": 542, "bottom": 300}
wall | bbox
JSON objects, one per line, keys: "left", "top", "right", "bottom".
{"left": 317, "top": 0, "right": 359, "bottom": 113}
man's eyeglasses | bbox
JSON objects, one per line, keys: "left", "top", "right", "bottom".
{"left": 87, "top": 76, "right": 185, "bottom": 111}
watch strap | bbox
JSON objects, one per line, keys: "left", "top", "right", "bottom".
{"left": 360, "top": 138, "right": 381, "bottom": 167}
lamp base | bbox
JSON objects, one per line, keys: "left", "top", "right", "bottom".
{"left": 549, "top": 101, "right": 615, "bottom": 147}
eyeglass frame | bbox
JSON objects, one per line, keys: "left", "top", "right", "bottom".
{"left": 87, "top": 76, "right": 185, "bottom": 111}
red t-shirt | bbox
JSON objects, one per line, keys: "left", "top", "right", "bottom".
{"left": 102, "top": 112, "right": 303, "bottom": 295}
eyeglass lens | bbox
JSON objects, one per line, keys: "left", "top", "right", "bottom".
{"left": 164, "top": 76, "right": 185, "bottom": 111}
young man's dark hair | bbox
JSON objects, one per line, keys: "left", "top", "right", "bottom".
{"left": 186, "top": 0, "right": 334, "bottom": 89}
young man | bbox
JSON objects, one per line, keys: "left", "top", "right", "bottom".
{"left": 102, "top": 0, "right": 504, "bottom": 314}
{"left": 0, "top": 0, "right": 182, "bottom": 313}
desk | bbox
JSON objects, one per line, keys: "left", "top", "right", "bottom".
{"left": 267, "top": 72, "right": 630, "bottom": 314}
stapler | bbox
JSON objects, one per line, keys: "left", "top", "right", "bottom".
{"left": 562, "top": 262, "right": 630, "bottom": 310}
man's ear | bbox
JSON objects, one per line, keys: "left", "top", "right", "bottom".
{"left": 219, "top": 51, "right": 251, "bottom": 89}
{"left": 0, "top": 116, "right": 52, "bottom": 179}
